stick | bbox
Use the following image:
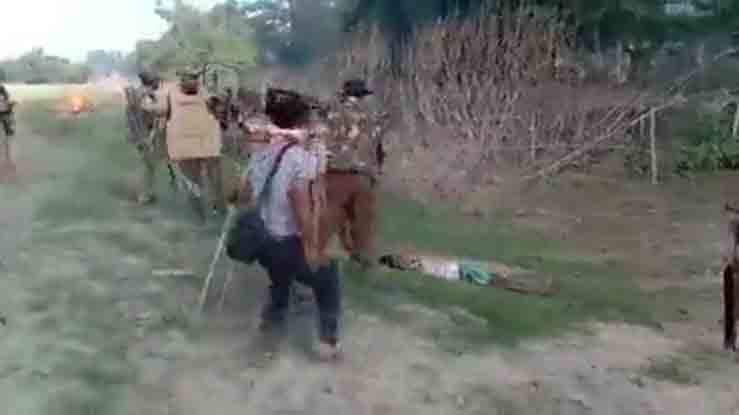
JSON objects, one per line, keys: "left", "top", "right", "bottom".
{"left": 650, "top": 107, "right": 658, "bottom": 185}
{"left": 152, "top": 269, "right": 193, "bottom": 277}
{"left": 529, "top": 112, "right": 537, "bottom": 164}
{"left": 733, "top": 101, "right": 739, "bottom": 138}
{"left": 198, "top": 206, "right": 237, "bottom": 314}
{"left": 167, "top": 163, "right": 177, "bottom": 190}
{"left": 218, "top": 262, "right": 236, "bottom": 312}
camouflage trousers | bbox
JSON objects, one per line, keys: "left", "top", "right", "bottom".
{"left": 1, "top": 113, "right": 14, "bottom": 137}
{"left": 134, "top": 133, "right": 166, "bottom": 203}
{"left": 0, "top": 114, "right": 14, "bottom": 165}
{"left": 176, "top": 157, "right": 225, "bottom": 220}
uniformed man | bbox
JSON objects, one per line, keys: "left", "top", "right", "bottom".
{"left": 324, "top": 79, "right": 388, "bottom": 268}
{"left": 165, "top": 68, "right": 225, "bottom": 222}
{"left": 125, "top": 71, "right": 167, "bottom": 204}
{"left": 327, "top": 79, "right": 387, "bottom": 178}
{"left": 0, "top": 84, "right": 18, "bottom": 180}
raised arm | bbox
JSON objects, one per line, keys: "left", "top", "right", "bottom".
{"left": 242, "top": 117, "right": 308, "bottom": 142}
{"left": 285, "top": 148, "right": 322, "bottom": 265}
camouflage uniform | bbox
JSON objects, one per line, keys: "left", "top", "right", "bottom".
{"left": 324, "top": 80, "right": 386, "bottom": 183}
{"left": 0, "top": 85, "right": 15, "bottom": 137}
{"left": 0, "top": 84, "right": 17, "bottom": 175}
{"left": 125, "top": 72, "right": 167, "bottom": 204}
{"left": 323, "top": 80, "right": 387, "bottom": 267}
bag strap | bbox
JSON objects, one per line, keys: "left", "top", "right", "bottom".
{"left": 255, "top": 140, "right": 297, "bottom": 202}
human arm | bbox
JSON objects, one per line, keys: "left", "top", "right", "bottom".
{"left": 228, "top": 169, "right": 253, "bottom": 207}
{"left": 285, "top": 148, "right": 323, "bottom": 265}
{"left": 241, "top": 117, "right": 308, "bottom": 142}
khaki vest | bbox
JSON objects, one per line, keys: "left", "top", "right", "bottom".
{"left": 166, "top": 88, "right": 221, "bottom": 160}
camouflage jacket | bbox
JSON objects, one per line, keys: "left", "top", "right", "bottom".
{"left": 324, "top": 95, "right": 386, "bottom": 179}
{"left": 125, "top": 85, "right": 168, "bottom": 146}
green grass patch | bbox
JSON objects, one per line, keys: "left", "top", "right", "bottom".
{"left": 344, "top": 193, "right": 657, "bottom": 346}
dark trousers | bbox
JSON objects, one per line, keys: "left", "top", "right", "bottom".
{"left": 1, "top": 114, "right": 14, "bottom": 136}
{"left": 257, "top": 236, "right": 341, "bottom": 344}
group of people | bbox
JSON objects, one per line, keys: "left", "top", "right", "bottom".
{"left": 126, "top": 68, "right": 226, "bottom": 219}
{"left": 126, "top": 67, "right": 387, "bottom": 361}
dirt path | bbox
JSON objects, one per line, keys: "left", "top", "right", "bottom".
{"left": 3, "top": 126, "right": 739, "bottom": 414}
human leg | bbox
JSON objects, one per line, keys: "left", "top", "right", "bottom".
{"left": 258, "top": 234, "right": 343, "bottom": 358}
{"left": 177, "top": 158, "right": 206, "bottom": 221}
{"left": 2, "top": 114, "right": 14, "bottom": 136}
{"left": 136, "top": 145, "right": 157, "bottom": 204}
{"left": 295, "top": 258, "right": 342, "bottom": 350}
{"left": 205, "top": 157, "right": 226, "bottom": 214}
{"left": 257, "top": 237, "right": 305, "bottom": 329}
{"left": 0, "top": 127, "right": 9, "bottom": 165}
{"left": 347, "top": 175, "right": 377, "bottom": 268}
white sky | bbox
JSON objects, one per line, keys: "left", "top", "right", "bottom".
{"left": 0, "top": 0, "right": 222, "bottom": 62}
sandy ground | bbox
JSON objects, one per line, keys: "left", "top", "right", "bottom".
{"left": 3, "top": 125, "right": 739, "bottom": 414}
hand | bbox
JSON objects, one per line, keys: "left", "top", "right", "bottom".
{"left": 303, "top": 242, "right": 326, "bottom": 270}
{"left": 226, "top": 188, "right": 239, "bottom": 205}
{"left": 288, "top": 129, "right": 309, "bottom": 141}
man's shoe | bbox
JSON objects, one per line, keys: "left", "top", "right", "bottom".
{"left": 316, "top": 339, "right": 342, "bottom": 362}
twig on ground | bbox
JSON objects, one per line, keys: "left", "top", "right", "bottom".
{"left": 152, "top": 269, "right": 194, "bottom": 277}
{"left": 198, "top": 206, "right": 237, "bottom": 314}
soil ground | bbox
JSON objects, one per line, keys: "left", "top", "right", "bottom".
{"left": 3, "top": 98, "right": 739, "bottom": 414}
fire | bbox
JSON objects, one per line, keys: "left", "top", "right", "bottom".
{"left": 71, "top": 96, "right": 83, "bottom": 113}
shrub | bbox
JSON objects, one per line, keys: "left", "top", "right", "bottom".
{"left": 675, "top": 114, "right": 739, "bottom": 175}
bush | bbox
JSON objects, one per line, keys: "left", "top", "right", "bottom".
{"left": 675, "top": 114, "right": 739, "bottom": 175}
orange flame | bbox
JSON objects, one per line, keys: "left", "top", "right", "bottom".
{"left": 71, "top": 96, "right": 83, "bottom": 113}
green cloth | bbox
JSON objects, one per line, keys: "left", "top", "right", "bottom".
{"left": 458, "top": 261, "right": 496, "bottom": 286}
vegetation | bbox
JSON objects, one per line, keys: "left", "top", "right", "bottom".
{"left": 353, "top": 193, "right": 659, "bottom": 347}
{"left": 676, "top": 112, "right": 739, "bottom": 175}
{"left": 0, "top": 48, "right": 91, "bottom": 84}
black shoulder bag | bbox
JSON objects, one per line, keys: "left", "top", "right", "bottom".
{"left": 226, "top": 142, "right": 296, "bottom": 264}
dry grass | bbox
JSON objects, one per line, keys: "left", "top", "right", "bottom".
{"left": 245, "top": 9, "right": 652, "bottom": 194}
